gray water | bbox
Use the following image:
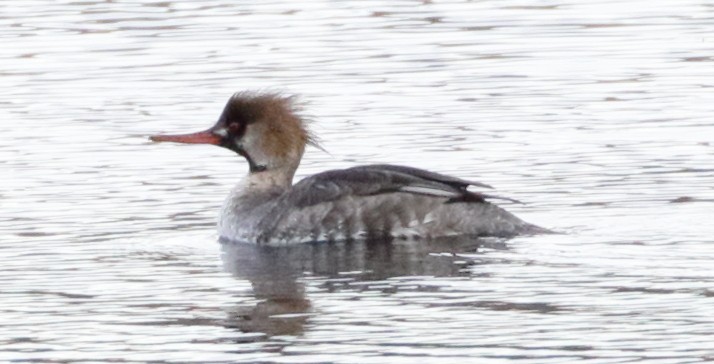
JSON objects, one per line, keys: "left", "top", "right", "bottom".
{"left": 2, "top": 0, "right": 714, "bottom": 363}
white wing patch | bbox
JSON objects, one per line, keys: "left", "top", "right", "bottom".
{"left": 398, "top": 186, "right": 460, "bottom": 198}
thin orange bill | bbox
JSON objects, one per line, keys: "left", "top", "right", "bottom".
{"left": 149, "top": 130, "right": 221, "bottom": 145}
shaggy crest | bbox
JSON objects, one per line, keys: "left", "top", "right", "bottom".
{"left": 223, "top": 91, "right": 321, "bottom": 158}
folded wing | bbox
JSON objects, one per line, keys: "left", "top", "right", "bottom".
{"left": 288, "top": 164, "right": 520, "bottom": 208}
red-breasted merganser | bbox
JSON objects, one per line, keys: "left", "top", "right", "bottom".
{"left": 150, "top": 92, "right": 549, "bottom": 245}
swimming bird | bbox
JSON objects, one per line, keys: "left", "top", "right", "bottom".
{"left": 150, "top": 92, "right": 548, "bottom": 244}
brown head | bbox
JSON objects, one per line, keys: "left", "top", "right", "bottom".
{"left": 150, "top": 92, "right": 317, "bottom": 176}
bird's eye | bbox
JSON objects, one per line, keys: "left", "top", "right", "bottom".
{"left": 228, "top": 122, "right": 242, "bottom": 133}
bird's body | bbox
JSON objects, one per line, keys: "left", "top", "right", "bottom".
{"left": 218, "top": 164, "right": 545, "bottom": 244}
{"left": 151, "top": 92, "right": 548, "bottom": 245}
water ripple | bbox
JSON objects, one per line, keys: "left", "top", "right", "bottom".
{"left": 1, "top": 0, "right": 713, "bottom": 362}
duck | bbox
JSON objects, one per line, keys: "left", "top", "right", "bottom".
{"left": 150, "top": 91, "right": 549, "bottom": 245}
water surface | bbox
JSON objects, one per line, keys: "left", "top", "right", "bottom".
{"left": 2, "top": 0, "right": 714, "bottom": 362}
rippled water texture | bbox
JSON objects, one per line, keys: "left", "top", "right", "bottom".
{"left": 2, "top": 0, "right": 714, "bottom": 362}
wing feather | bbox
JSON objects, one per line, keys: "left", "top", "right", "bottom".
{"left": 288, "top": 164, "right": 508, "bottom": 208}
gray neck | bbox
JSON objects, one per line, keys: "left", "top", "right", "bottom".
{"left": 243, "top": 166, "right": 296, "bottom": 192}
{"left": 220, "top": 167, "right": 295, "bottom": 234}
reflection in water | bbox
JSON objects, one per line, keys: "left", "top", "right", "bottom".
{"left": 3, "top": 0, "right": 714, "bottom": 361}
{"left": 220, "top": 237, "right": 498, "bottom": 336}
